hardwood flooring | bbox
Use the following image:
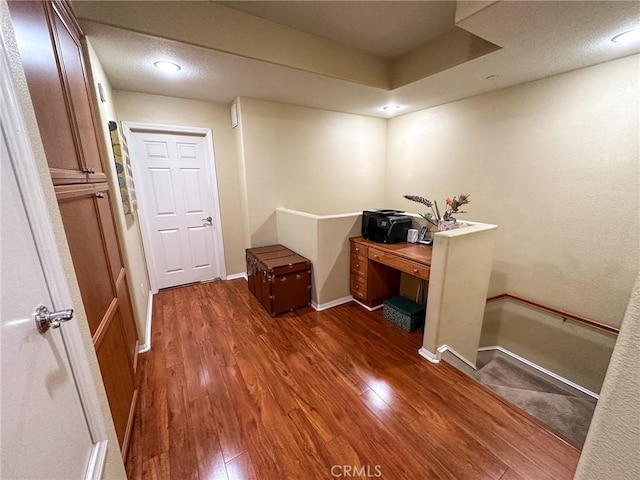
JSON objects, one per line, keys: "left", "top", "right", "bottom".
{"left": 125, "top": 279, "right": 580, "bottom": 479}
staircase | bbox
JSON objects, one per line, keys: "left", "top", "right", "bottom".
{"left": 472, "top": 350, "right": 597, "bottom": 448}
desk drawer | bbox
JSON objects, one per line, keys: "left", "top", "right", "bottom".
{"left": 350, "top": 254, "right": 367, "bottom": 278}
{"left": 350, "top": 274, "right": 367, "bottom": 300}
{"left": 369, "top": 247, "right": 430, "bottom": 281}
{"left": 351, "top": 242, "right": 368, "bottom": 258}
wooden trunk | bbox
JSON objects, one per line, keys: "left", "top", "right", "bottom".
{"left": 246, "top": 245, "right": 311, "bottom": 316}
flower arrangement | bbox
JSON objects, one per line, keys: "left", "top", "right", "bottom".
{"left": 404, "top": 193, "right": 470, "bottom": 227}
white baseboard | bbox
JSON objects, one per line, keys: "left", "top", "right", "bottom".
{"left": 418, "top": 347, "right": 441, "bottom": 363}
{"left": 478, "top": 346, "right": 599, "bottom": 399}
{"left": 438, "top": 344, "right": 478, "bottom": 370}
{"left": 311, "top": 295, "right": 354, "bottom": 311}
{"left": 352, "top": 298, "right": 383, "bottom": 311}
{"left": 226, "top": 272, "right": 248, "bottom": 281}
{"left": 138, "top": 291, "right": 153, "bottom": 353}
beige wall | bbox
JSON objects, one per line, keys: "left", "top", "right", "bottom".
{"left": 575, "top": 274, "right": 640, "bottom": 480}
{"left": 276, "top": 208, "right": 361, "bottom": 306}
{"left": 1, "top": 3, "right": 126, "bottom": 477}
{"left": 422, "top": 224, "right": 497, "bottom": 364}
{"left": 113, "top": 91, "right": 246, "bottom": 276}
{"left": 481, "top": 300, "right": 617, "bottom": 393}
{"left": 386, "top": 55, "right": 640, "bottom": 330}
{"left": 275, "top": 209, "right": 319, "bottom": 303}
{"left": 237, "top": 98, "right": 386, "bottom": 247}
{"left": 83, "top": 41, "right": 150, "bottom": 340}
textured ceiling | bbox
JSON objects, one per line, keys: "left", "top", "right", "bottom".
{"left": 218, "top": 1, "right": 458, "bottom": 58}
{"left": 75, "top": 1, "right": 640, "bottom": 118}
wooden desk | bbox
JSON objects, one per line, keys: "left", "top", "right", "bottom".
{"left": 350, "top": 236, "right": 432, "bottom": 307}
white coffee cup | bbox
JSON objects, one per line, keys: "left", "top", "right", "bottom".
{"left": 407, "top": 228, "right": 419, "bottom": 243}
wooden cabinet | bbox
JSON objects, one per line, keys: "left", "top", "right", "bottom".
{"left": 9, "top": 0, "right": 138, "bottom": 458}
{"left": 349, "top": 237, "right": 433, "bottom": 308}
{"left": 350, "top": 238, "right": 400, "bottom": 307}
{"left": 8, "top": 0, "right": 105, "bottom": 185}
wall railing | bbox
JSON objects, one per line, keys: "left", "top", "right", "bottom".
{"left": 486, "top": 293, "right": 619, "bottom": 336}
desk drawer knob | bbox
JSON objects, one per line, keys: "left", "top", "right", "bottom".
{"left": 355, "top": 264, "right": 360, "bottom": 268}
{"left": 374, "top": 254, "right": 379, "bottom": 259}
{"left": 355, "top": 247, "right": 360, "bottom": 252}
{"left": 413, "top": 268, "right": 418, "bottom": 273}
{"left": 354, "top": 284, "right": 359, "bottom": 289}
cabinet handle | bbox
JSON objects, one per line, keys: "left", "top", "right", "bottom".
{"left": 95, "top": 192, "right": 104, "bottom": 198}
{"left": 355, "top": 247, "right": 359, "bottom": 252}
{"left": 355, "top": 264, "right": 360, "bottom": 268}
{"left": 413, "top": 268, "right": 418, "bottom": 273}
{"left": 354, "top": 284, "right": 359, "bottom": 289}
{"left": 83, "top": 167, "right": 96, "bottom": 174}
{"left": 374, "top": 254, "right": 379, "bottom": 259}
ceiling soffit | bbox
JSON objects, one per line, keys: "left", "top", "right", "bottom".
{"left": 70, "top": 0, "right": 500, "bottom": 91}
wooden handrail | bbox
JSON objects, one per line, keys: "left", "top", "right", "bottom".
{"left": 486, "top": 293, "right": 619, "bottom": 336}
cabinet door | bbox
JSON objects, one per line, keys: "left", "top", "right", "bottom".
{"left": 8, "top": 0, "right": 106, "bottom": 184}
{"left": 95, "top": 190, "right": 139, "bottom": 370}
{"left": 95, "top": 308, "right": 136, "bottom": 450}
{"left": 56, "top": 184, "right": 116, "bottom": 336}
{"left": 48, "top": 1, "right": 105, "bottom": 180}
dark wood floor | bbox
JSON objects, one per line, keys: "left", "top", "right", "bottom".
{"left": 125, "top": 279, "right": 580, "bottom": 480}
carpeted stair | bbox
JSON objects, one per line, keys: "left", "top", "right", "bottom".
{"left": 472, "top": 352, "right": 597, "bottom": 448}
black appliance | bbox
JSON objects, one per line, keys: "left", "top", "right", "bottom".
{"left": 361, "top": 210, "right": 413, "bottom": 244}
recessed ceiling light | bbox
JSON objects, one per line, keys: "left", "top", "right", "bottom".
{"left": 382, "top": 105, "right": 400, "bottom": 112}
{"left": 154, "top": 61, "right": 181, "bottom": 73}
{"left": 612, "top": 28, "right": 640, "bottom": 45}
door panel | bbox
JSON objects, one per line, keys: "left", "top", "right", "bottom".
{"left": 7, "top": 0, "right": 81, "bottom": 178}
{"left": 95, "top": 309, "right": 136, "bottom": 447}
{"left": 95, "top": 189, "right": 124, "bottom": 281}
{"left": 116, "top": 275, "right": 139, "bottom": 373}
{"left": 49, "top": 1, "right": 104, "bottom": 179}
{"left": 56, "top": 185, "right": 115, "bottom": 336}
{"left": 132, "top": 131, "right": 221, "bottom": 289}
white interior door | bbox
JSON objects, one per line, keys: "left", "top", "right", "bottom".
{"left": 1, "top": 115, "right": 95, "bottom": 480}
{"left": 128, "top": 127, "right": 225, "bottom": 290}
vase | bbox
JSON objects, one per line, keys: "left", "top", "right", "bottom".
{"left": 437, "top": 219, "right": 456, "bottom": 231}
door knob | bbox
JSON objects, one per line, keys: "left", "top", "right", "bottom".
{"left": 35, "top": 305, "right": 74, "bottom": 334}
{"left": 202, "top": 216, "right": 213, "bottom": 223}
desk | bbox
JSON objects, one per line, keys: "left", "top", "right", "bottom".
{"left": 350, "top": 236, "right": 432, "bottom": 308}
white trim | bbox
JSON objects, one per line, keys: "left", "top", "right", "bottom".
{"left": 138, "top": 291, "right": 154, "bottom": 353}
{"left": 226, "top": 272, "right": 248, "bottom": 281}
{"left": 478, "top": 346, "right": 599, "bottom": 399}
{"left": 352, "top": 298, "right": 383, "bottom": 311}
{"left": 84, "top": 440, "right": 108, "bottom": 480}
{"left": 1, "top": 32, "right": 107, "bottom": 479}
{"left": 311, "top": 295, "right": 353, "bottom": 311}
{"left": 122, "top": 122, "right": 227, "bottom": 291}
{"left": 276, "top": 207, "right": 362, "bottom": 220}
{"left": 418, "top": 347, "right": 441, "bottom": 363}
{"left": 438, "top": 345, "right": 478, "bottom": 370}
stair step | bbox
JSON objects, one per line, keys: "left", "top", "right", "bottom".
{"left": 474, "top": 355, "right": 580, "bottom": 397}
{"left": 472, "top": 351, "right": 598, "bottom": 447}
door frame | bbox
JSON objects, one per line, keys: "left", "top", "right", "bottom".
{"left": 122, "top": 122, "right": 227, "bottom": 293}
{"left": 1, "top": 29, "right": 108, "bottom": 479}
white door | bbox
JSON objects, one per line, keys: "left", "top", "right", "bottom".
{"left": 1, "top": 116, "right": 94, "bottom": 479}
{"left": 1, "top": 36, "right": 106, "bottom": 478}
{"left": 128, "top": 127, "right": 225, "bottom": 290}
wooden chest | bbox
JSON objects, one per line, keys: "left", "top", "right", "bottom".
{"left": 246, "top": 245, "right": 312, "bottom": 316}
